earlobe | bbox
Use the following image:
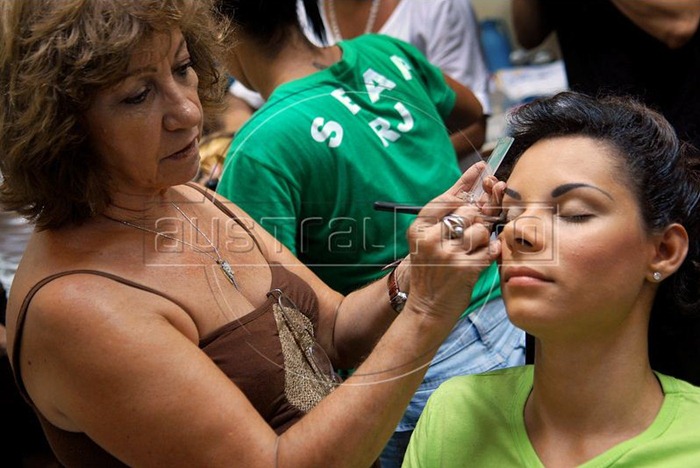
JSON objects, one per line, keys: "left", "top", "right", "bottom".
{"left": 648, "top": 223, "right": 689, "bottom": 281}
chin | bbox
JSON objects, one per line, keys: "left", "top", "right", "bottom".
{"left": 176, "top": 158, "right": 201, "bottom": 186}
{"left": 502, "top": 299, "right": 551, "bottom": 332}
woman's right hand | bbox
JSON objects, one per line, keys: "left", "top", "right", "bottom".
{"left": 403, "top": 163, "right": 502, "bottom": 322}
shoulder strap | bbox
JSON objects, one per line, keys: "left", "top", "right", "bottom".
{"left": 11, "top": 269, "right": 192, "bottom": 400}
{"left": 185, "top": 182, "right": 264, "bottom": 255}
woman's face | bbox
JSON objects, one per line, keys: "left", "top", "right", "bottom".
{"left": 84, "top": 29, "right": 203, "bottom": 195}
{"left": 499, "top": 136, "right": 657, "bottom": 340}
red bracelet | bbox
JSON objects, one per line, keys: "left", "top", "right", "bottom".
{"left": 382, "top": 259, "right": 407, "bottom": 313}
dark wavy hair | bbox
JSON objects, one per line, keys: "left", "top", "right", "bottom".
{"left": 216, "top": 0, "right": 326, "bottom": 55}
{"left": 507, "top": 91, "right": 700, "bottom": 384}
{"left": 0, "top": 0, "right": 229, "bottom": 229}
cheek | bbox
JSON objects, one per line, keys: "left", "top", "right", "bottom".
{"left": 563, "top": 230, "right": 649, "bottom": 288}
{"left": 92, "top": 116, "right": 156, "bottom": 154}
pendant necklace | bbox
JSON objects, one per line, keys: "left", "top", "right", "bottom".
{"left": 105, "top": 202, "right": 240, "bottom": 290}
{"left": 328, "top": 0, "right": 381, "bottom": 42}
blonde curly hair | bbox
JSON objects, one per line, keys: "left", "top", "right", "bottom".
{"left": 0, "top": 0, "right": 230, "bottom": 229}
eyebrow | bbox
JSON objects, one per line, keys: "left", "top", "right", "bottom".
{"left": 505, "top": 183, "right": 614, "bottom": 201}
{"left": 503, "top": 187, "right": 521, "bottom": 200}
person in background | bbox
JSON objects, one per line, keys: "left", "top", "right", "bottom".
{"left": 404, "top": 91, "right": 700, "bottom": 467}
{"left": 226, "top": 0, "right": 491, "bottom": 166}
{"left": 216, "top": 0, "right": 485, "bottom": 297}
{"left": 511, "top": 0, "right": 700, "bottom": 149}
{"left": 0, "top": 210, "right": 32, "bottom": 298}
{"left": 320, "top": 0, "right": 490, "bottom": 162}
{"left": 1, "top": 0, "right": 506, "bottom": 465}
{"left": 214, "top": 2, "right": 524, "bottom": 466}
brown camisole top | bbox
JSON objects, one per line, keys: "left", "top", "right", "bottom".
{"left": 10, "top": 184, "right": 324, "bottom": 467}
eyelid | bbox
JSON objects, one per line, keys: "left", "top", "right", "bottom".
{"left": 123, "top": 86, "right": 150, "bottom": 105}
{"left": 176, "top": 55, "right": 194, "bottom": 69}
{"left": 554, "top": 196, "right": 600, "bottom": 214}
{"left": 557, "top": 213, "right": 593, "bottom": 224}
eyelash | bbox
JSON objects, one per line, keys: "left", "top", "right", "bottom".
{"left": 500, "top": 208, "right": 592, "bottom": 224}
{"left": 124, "top": 88, "right": 150, "bottom": 105}
{"left": 175, "top": 60, "right": 195, "bottom": 78}
{"left": 558, "top": 214, "right": 592, "bottom": 223}
{"left": 122, "top": 60, "right": 195, "bottom": 105}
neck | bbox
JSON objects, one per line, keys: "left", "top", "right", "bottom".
{"left": 234, "top": 30, "right": 341, "bottom": 99}
{"left": 103, "top": 186, "right": 180, "bottom": 222}
{"left": 324, "top": 0, "right": 396, "bottom": 41}
{"left": 524, "top": 322, "right": 663, "bottom": 460}
{"left": 528, "top": 344, "right": 661, "bottom": 429}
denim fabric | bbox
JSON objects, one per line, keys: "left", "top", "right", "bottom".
{"left": 379, "top": 299, "right": 525, "bottom": 468}
{"left": 379, "top": 430, "right": 413, "bottom": 468}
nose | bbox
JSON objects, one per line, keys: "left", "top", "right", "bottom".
{"left": 162, "top": 82, "right": 202, "bottom": 132}
{"left": 501, "top": 212, "right": 548, "bottom": 255}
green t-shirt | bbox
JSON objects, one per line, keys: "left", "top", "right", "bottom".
{"left": 219, "top": 34, "right": 461, "bottom": 292}
{"left": 404, "top": 366, "right": 700, "bottom": 467}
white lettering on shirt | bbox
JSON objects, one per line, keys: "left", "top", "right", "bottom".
{"left": 311, "top": 54, "right": 421, "bottom": 148}
{"left": 368, "top": 117, "right": 401, "bottom": 147}
{"left": 394, "top": 102, "right": 414, "bottom": 133}
{"left": 310, "top": 117, "right": 343, "bottom": 148}
{"left": 330, "top": 89, "right": 361, "bottom": 115}
{"left": 363, "top": 69, "right": 396, "bottom": 103}
{"left": 390, "top": 55, "right": 413, "bottom": 80}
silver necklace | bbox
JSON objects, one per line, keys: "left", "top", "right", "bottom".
{"left": 327, "top": 0, "right": 381, "bottom": 42}
{"left": 106, "top": 202, "right": 240, "bottom": 290}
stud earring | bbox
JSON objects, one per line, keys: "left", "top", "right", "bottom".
{"left": 652, "top": 271, "right": 662, "bottom": 282}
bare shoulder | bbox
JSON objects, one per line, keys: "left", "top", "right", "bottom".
{"left": 19, "top": 270, "right": 194, "bottom": 330}
{"left": 8, "top": 269, "right": 198, "bottom": 348}
{"left": 9, "top": 272, "right": 198, "bottom": 429}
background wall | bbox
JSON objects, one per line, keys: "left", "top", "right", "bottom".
{"left": 472, "top": 0, "right": 512, "bottom": 32}
{"left": 471, "top": 0, "right": 561, "bottom": 58}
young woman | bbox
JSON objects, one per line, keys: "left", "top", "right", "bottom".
{"left": 1, "top": 0, "right": 503, "bottom": 466}
{"left": 404, "top": 92, "right": 700, "bottom": 466}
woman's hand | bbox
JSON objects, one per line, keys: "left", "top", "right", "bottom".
{"left": 402, "top": 163, "right": 503, "bottom": 321}
{"left": 478, "top": 172, "right": 507, "bottom": 217}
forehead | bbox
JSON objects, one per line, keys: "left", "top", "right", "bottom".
{"left": 125, "top": 29, "right": 184, "bottom": 73}
{"left": 510, "top": 136, "right": 621, "bottom": 182}
{"left": 505, "top": 135, "right": 642, "bottom": 206}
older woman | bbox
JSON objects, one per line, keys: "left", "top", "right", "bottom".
{"left": 0, "top": 1, "right": 503, "bottom": 466}
{"left": 404, "top": 92, "right": 700, "bottom": 466}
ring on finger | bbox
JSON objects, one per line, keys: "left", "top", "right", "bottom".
{"left": 442, "top": 214, "right": 466, "bottom": 240}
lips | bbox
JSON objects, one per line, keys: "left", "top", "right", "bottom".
{"left": 165, "top": 138, "right": 198, "bottom": 161}
{"left": 502, "top": 266, "right": 552, "bottom": 283}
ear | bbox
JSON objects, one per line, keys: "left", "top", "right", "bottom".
{"left": 647, "top": 223, "right": 689, "bottom": 282}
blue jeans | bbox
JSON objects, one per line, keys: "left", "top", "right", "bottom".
{"left": 379, "top": 298, "right": 525, "bottom": 468}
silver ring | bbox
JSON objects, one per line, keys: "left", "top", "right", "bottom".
{"left": 442, "top": 214, "right": 466, "bottom": 240}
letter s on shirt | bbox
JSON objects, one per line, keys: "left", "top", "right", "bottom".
{"left": 311, "top": 117, "right": 344, "bottom": 148}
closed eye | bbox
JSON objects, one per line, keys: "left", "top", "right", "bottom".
{"left": 558, "top": 214, "right": 593, "bottom": 223}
